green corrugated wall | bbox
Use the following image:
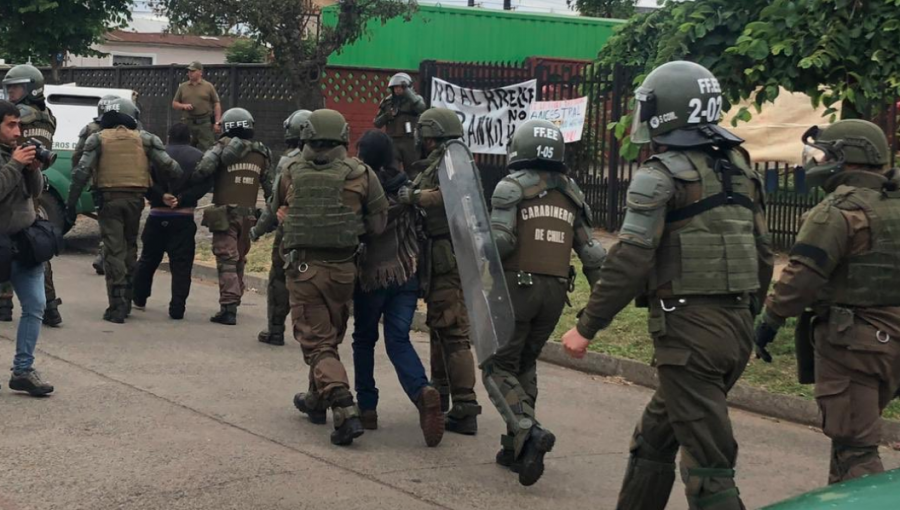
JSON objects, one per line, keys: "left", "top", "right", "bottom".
{"left": 323, "top": 5, "right": 622, "bottom": 70}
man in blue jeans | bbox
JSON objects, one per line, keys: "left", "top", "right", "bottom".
{"left": 352, "top": 130, "right": 443, "bottom": 447}
{"left": 0, "top": 99, "right": 54, "bottom": 396}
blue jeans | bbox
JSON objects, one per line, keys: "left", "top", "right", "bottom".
{"left": 9, "top": 260, "right": 45, "bottom": 373}
{"left": 352, "top": 276, "right": 428, "bottom": 411}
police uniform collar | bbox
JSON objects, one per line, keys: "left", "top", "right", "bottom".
{"left": 824, "top": 169, "right": 888, "bottom": 193}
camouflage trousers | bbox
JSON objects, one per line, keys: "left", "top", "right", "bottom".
{"left": 187, "top": 119, "right": 215, "bottom": 152}
{"left": 99, "top": 193, "right": 144, "bottom": 307}
{"left": 485, "top": 273, "right": 566, "bottom": 457}
{"left": 616, "top": 303, "right": 752, "bottom": 510}
{"left": 287, "top": 258, "right": 356, "bottom": 405}
{"left": 266, "top": 228, "right": 289, "bottom": 335}
{"left": 425, "top": 269, "right": 477, "bottom": 404}
{"left": 813, "top": 313, "right": 900, "bottom": 485}
{"left": 212, "top": 215, "right": 253, "bottom": 306}
{"left": 0, "top": 261, "right": 58, "bottom": 308}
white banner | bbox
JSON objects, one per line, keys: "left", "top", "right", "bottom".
{"left": 430, "top": 77, "right": 537, "bottom": 155}
{"left": 529, "top": 97, "right": 588, "bottom": 143}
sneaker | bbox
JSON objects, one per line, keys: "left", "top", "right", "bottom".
{"left": 293, "top": 392, "right": 327, "bottom": 425}
{"left": 417, "top": 387, "right": 444, "bottom": 447}
{"left": 360, "top": 409, "right": 378, "bottom": 430}
{"left": 258, "top": 330, "right": 285, "bottom": 346}
{"left": 9, "top": 369, "right": 54, "bottom": 396}
{"left": 518, "top": 427, "right": 556, "bottom": 486}
{"left": 132, "top": 296, "right": 147, "bottom": 310}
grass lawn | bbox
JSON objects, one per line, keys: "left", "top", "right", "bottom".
{"left": 194, "top": 238, "right": 900, "bottom": 421}
{"left": 552, "top": 259, "right": 900, "bottom": 421}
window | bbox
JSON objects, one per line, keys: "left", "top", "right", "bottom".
{"left": 112, "top": 55, "right": 153, "bottom": 66}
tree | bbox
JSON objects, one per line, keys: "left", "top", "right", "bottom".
{"left": 159, "top": 0, "right": 417, "bottom": 109}
{"left": 598, "top": 0, "right": 900, "bottom": 158}
{"left": 226, "top": 39, "right": 268, "bottom": 64}
{"left": 567, "top": 0, "right": 635, "bottom": 19}
{"left": 0, "top": 0, "right": 131, "bottom": 81}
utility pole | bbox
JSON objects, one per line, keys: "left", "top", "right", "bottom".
{"left": 468, "top": 0, "right": 474, "bottom": 6}
{"left": 503, "top": 0, "right": 511, "bottom": 9}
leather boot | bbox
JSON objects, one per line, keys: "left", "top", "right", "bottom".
{"left": 210, "top": 304, "right": 237, "bottom": 325}
{"left": 168, "top": 301, "right": 185, "bottom": 320}
{"left": 417, "top": 386, "right": 444, "bottom": 447}
{"left": 445, "top": 401, "right": 481, "bottom": 435}
{"left": 258, "top": 328, "right": 285, "bottom": 346}
{"left": 518, "top": 426, "right": 556, "bottom": 486}
{"left": 42, "top": 298, "right": 62, "bottom": 327}
{"left": 103, "top": 287, "right": 127, "bottom": 324}
{"left": 0, "top": 297, "right": 13, "bottom": 322}
{"left": 496, "top": 434, "right": 520, "bottom": 472}
{"left": 293, "top": 392, "right": 327, "bottom": 424}
{"left": 330, "top": 389, "right": 364, "bottom": 446}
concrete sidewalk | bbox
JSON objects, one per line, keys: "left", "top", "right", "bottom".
{"left": 0, "top": 254, "right": 897, "bottom": 510}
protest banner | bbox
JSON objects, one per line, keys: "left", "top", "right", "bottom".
{"left": 528, "top": 97, "right": 588, "bottom": 143}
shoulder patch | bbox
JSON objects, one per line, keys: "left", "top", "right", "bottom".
{"left": 648, "top": 151, "right": 700, "bottom": 181}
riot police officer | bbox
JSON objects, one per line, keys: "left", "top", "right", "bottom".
{"left": 486, "top": 119, "right": 606, "bottom": 485}
{"left": 398, "top": 108, "right": 482, "bottom": 435}
{"left": 374, "top": 73, "right": 426, "bottom": 179}
{"left": 562, "top": 61, "right": 775, "bottom": 510}
{"left": 282, "top": 109, "right": 389, "bottom": 446}
{"left": 66, "top": 98, "right": 183, "bottom": 323}
{"left": 73, "top": 94, "right": 119, "bottom": 277}
{"left": 250, "top": 109, "right": 311, "bottom": 345}
{"left": 194, "top": 108, "right": 272, "bottom": 326}
{"left": 755, "top": 120, "right": 900, "bottom": 485}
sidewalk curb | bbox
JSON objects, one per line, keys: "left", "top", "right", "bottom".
{"left": 179, "top": 261, "right": 900, "bottom": 446}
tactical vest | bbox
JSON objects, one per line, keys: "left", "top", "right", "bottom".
{"left": 96, "top": 127, "right": 150, "bottom": 189}
{"left": 282, "top": 157, "right": 366, "bottom": 250}
{"left": 17, "top": 104, "right": 56, "bottom": 148}
{"left": 213, "top": 147, "right": 267, "bottom": 207}
{"left": 652, "top": 149, "right": 760, "bottom": 296}
{"left": 381, "top": 97, "right": 418, "bottom": 138}
{"left": 504, "top": 170, "right": 580, "bottom": 278}
{"left": 413, "top": 148, "right": 450, "bottom": 237}
{"left": 819, "top": 186, "right": 900, "bottom": 307}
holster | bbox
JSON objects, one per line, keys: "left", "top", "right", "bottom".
{"left": 201, "top": 205, "right": 231, "bottom": 232}
{"left": 794, "top": 310, "right": 816, "bottom": 384}
{"left": 91, "top": 189, "right": 104, "bottom": 211}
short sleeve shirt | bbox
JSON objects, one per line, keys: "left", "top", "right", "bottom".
{"left": 174, "top": 79, "right": 220, "bottom": 118}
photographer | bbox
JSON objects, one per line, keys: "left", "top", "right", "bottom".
{"left": 0, "top": 99, "right": 54, "bottom": 396}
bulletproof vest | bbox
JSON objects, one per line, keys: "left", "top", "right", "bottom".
{"left": 17, "top": 104, "right": 56, "bottom": 148}
{"left": 382, "top": 97, "right": 418, "bottom": 138}
{"left": 413, "top": 148, "right": 449, "bottom": 237}
{"left": 652, "top": 149, "right": 760, "bottom": 296}
{"left": 504, "top": 170, "right": 580, "bottom": 278}
{"left": 212, "top": 145, "right": 267, "bottom": 207}
{"left": 282, "top": 156, "right": 367, "bottom": 250}
{"left": 96, "top": 127, "right": 150, "bottom": 189}
{"left": 819, "top": 186, "right": 900, "bottom": 307}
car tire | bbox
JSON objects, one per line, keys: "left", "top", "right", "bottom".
{"left": 39, "top": 192, "right": 69, "bottom": 234}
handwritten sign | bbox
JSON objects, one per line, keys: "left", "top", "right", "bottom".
{"left": 529, "top": 97, "right": 588, "bottom": 143}
{"left": 430, "top": 77, "right": 537, "bottom": 155}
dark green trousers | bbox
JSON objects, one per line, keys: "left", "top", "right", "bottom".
{"left": 99, "top": 193, "right": 144, "bottom": 307}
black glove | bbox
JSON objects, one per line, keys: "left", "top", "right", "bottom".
{"left": 754, "top": 321, "right": 778, "bottom": 363}
{"left": 64, "top": 204, "right": 77, "bottom": 229}
{"left": 397, "top": 186, "right": 420, "bottom": 205}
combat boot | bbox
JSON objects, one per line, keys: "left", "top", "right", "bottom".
{"left": 517, "top": 426, "right": 556, "bottom": 486}
{"left": 495, "top": 434, "right": 520, "bottom": 472}
{"left": 330, "top": 389, "right": 364, "bottom": 446}
{"left": 293, "top": 392, "right": 327, "bottom": 424}
{"left": 417, "top": 386, "right": 444, "bottom": 447}
{"left": 92, "top": 253, "right": 105, "bottom": 275}
{"left": 103, "top": 287, "right": 128, "bottom": 324}
{"left": 445, "top": 401, "right": 481, "bottom": 435}
{"left": 42, "top": 298, "right": 62, "bottom": 327}
{"left": 360, "top": 409, "right": 378, "bottom": 430}
{"left": 9, "top": 368, "right": 54, "bottom": 396}
{"left": 0, "top": 297, "right": 13, "bottom": 322}
{"left": 210, "top": 304, "right": 237, "bottom": 325}
{"left": 169, "top": 301, "right": 185, "bottom": 320}
{"left": 258, "top": 329, "right": 285, "bottom": 346}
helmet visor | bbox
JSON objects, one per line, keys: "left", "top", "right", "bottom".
{"left": 801, "top": 144, "right": 830, "bottom": 170}
{"left": 630, "top": 101, "right": 651, "bottom": 144}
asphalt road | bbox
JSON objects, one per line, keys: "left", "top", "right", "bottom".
{"left": 0, "top": 252, "right": 897, "bottom": 510}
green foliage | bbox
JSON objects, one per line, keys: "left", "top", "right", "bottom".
{"left": 225, "top": 39, "right": 268, "bottom": 64}
{"left": 567, "top": 0, "right": 636, "bottom": 19}
{"left": 598, "top": 0, "right": 900, "bottom": 158}
{"left": 0, "top": 0, "right": 131, "bottom": 72}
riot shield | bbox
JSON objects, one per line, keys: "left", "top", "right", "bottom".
{"left": 437, "top": 140, "right": 514, "bottom": 366}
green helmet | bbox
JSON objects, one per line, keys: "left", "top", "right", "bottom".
{"left": 301, "top": 109, "right": 350, "bottom": 145}
{"left": 96, "top": 94, "right": 120, "bottom": 120}
{"left": 802, "top": 119, "right": 890, "bottom": 189}
{"left": 631, "top": 60, "right": 741, "bottom": 148}
{"left": 103, "top": 97, "right": 140, "bottom": 123}
{"left": 221, "top": 107, "right": 255, "bottom": 138}
{"left": 388, "top": 73, "right": 413, "bottom": 88}
{"left": 284, "top": 109, "right": 313, "bottom": 143}
{"left": 416, "top": 108, "right": 463, "bottom": 147}
{"left": 2, "top": 64, "right": 45, "bottom": 105}
{"left": 508, "top": 119, "right": 566, "bottom": 171}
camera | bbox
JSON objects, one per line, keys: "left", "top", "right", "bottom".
{"left": 21, "top": 139, "right": 57, "bottom": 167}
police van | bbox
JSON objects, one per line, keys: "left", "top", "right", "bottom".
{"left": 35, "top": 85, "right": 135, "bottom": 232}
